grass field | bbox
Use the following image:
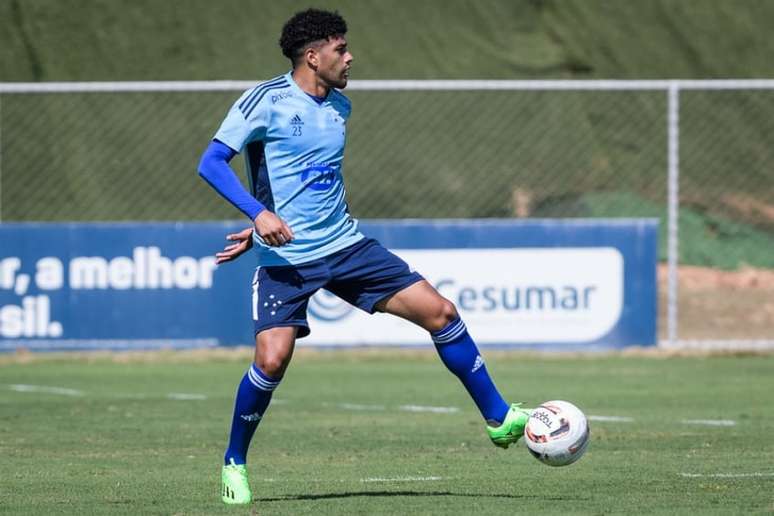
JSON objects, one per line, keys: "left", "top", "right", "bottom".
{"left": 1, "top": 348, "right": 773, "bottom": 514}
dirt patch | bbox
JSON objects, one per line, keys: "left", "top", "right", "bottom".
{"left": 661, "top": 264, "right": 774, "bottom": 290}
{"left": 722, "top": 194, "right": 774, "bottom": 224}
{"left": 658, "top": 264, "right": 774, "bottom": 340}
{"left": 1, "top": 343, "right": 771, "bottom": 366}
{"left": 0, "top": 346, "right": 252, "bottom": 366}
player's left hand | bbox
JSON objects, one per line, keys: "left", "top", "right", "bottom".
{"left": 215, "top": 227, "right": 253, "bottom": 264}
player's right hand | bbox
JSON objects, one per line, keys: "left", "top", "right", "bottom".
{"left": 253, "top": 210, "right": 294, "bottom": 247}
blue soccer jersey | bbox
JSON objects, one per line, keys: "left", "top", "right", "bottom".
{"left": 214, "top": 71, "right": 363, "bottom": 266}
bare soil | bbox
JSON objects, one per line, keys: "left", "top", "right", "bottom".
{"left": 2, "top": 341, "right": 772, "bottom": 367}
{"left": 658, "top": 264, "right": 774, "bottom": 340}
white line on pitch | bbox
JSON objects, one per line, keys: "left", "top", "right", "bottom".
{"left": 251, "top": 476, "right": 444, "bottom": 483}
{"left": 587, "top": 415, "right": 635, "bottom": 422}
{"left": 337, "top": 403, "right": 387, "bottom": 411}
{"left": 167, "top": 393, "right": 208, "bottom": 401}
{"left": 8, "top": 384, "right": 83, "bottom": 396}
{"left": 361, "top": 476, "right": 443, "bottom": 483}
{"left": 398, "top": 405, "right": 459, "bottom": 414}
{"left": 681, "top": 419, "right": 736, "bottom": 427}
{"left": 681, "top": 472, "right": 774, "bottom": 478}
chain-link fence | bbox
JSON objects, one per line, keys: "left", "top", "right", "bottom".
{"left": 0, "top": 80, "right": 772, "bottom": 346}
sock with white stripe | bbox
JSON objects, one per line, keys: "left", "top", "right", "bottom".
{"left": 224, "top": 364, "right": 281, "bottom": 465}
{"left": 431, "top": 317, "right": 509, "bottom": 425}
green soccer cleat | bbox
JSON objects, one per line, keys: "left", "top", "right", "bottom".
{"left": 221, "top": 459, "right": 252, "bottom": 505}
{"left": 486, "top": 403, "right": 532, "bottom": 449}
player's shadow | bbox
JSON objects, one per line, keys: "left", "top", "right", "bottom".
{"left": 257, "top": 490, "right": 574, "bottom": 502}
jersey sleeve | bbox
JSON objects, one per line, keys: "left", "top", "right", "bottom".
{"left": 213, "top": 88, "right": 270, "bottom": 153}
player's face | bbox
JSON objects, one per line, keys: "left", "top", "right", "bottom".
{"left": 316, "top": 35, "right": 352, "bottom": 89}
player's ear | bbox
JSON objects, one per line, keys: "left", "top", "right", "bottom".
{"left": 304, "top": 46, "right": 319, "bottom": 70}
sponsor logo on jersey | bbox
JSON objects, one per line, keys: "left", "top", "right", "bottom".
{"left": 271, "top": 91, "right": 293, "bottom": 104}
{"left": 300, "top": 165, "right": 337, "bottom": 191}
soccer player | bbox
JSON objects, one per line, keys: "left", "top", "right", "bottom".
{"left": 198, "top": 9, "right": 529, "bottom": 505}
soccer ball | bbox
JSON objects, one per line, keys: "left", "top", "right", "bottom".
{"left": 523, "top": 400, "right": 590, "bottom": 467}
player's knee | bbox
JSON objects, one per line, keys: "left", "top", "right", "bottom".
{"left": 255, "top": 334, "right": 294, "bottom": 378}
{"left": 440, "top": 299, "right": 459, "bottom": 325}
{"left": 428, "top": 299, "right": 459, "bottom": 332}
{"left": 256, "top": 353, "right": 290, "bottom": 378}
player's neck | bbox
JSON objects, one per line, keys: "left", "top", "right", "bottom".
{"left": 291, "top": 67, "right": 330, "bottom": 98}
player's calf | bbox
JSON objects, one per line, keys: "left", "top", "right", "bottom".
{"left": 224, "top": 364, "right": 282, "bottom": 466}
{"left": 431, "top": 316, "right": 511, "bottom": 426}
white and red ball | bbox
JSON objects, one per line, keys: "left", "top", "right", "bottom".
{"left": 524, "top": 400, "right": 590, "bottom": 467}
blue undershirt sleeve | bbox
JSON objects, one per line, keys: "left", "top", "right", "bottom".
{"left": 197, "top": 140, "right": 265, "bottom": 221}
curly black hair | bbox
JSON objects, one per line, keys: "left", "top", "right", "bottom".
{"left": 279, "top": 9, "right": 347, "bottom": 64}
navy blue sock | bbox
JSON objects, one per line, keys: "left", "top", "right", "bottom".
{"left": 224, "top": 364, "right": 281, "bottom": 465}
{"left": 432, "top": 317, "right": 509, "bottom": 425}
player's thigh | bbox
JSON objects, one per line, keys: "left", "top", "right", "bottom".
{"left": 377, "top": 279, "right": 458, "bottom": 331}
{"left": 325, "top": 238, "right": 423, "bottom": 314}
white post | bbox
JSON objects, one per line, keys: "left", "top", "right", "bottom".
{"left": 666, "top": 83, "right": 680, "bottom": 345}
{"left": 0, "top": 95, "right": 3, "bottom": 223}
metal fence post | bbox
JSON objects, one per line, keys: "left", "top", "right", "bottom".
{"left": 666, "top": 82, "right": 680, "bottom": 346}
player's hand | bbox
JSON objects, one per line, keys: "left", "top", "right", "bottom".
{"left": 215, "top": 227, "right": 253, "bottom": 264}
{"left": 254, "top": 210, "right": 294, "bottom": 247}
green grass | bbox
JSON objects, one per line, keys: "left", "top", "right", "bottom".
{"left": 1, "top": 350, "right": 773, "bottom": 514}
{"left": 542, "top": 191, "right": 774, "bottom": 269}
{"left": 5, "top": 0, "right": 774, "bottom": 81}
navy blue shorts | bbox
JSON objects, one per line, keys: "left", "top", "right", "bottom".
{"left": 251, "top": 238, "right": 424, "bottom": 338}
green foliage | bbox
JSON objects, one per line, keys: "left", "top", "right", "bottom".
{"left": 1, "top": 1, "right": 772, "bottom": 270}
{"left": 1, "top": 351, "right": 773, "bottom": 514}
{"left": 544, "top": 191, "right": 774, "bottom": 269}
{"left": 4, "top": 0, "right": 774, "bottom": 81}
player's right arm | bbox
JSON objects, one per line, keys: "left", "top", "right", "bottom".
{"left": 253, "top": 209, "right": 294, "bottom": 247}
{"left": 197, "top": 87, "right": 294, "bottom": 248}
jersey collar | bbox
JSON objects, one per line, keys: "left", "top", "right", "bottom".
{"left": 286, "top": 71, "right": 330, "bottom": 107}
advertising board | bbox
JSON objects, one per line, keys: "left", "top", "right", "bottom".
{"left": 0, "top": 220, "right": 657, "bottom": 350}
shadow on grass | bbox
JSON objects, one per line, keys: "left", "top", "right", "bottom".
{"left": 257, "top": 490, "right": 580, "bottom": 502}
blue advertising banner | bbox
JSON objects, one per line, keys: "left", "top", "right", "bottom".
{"left": 0, "top": 219, "right": 657, "bottom": 351}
